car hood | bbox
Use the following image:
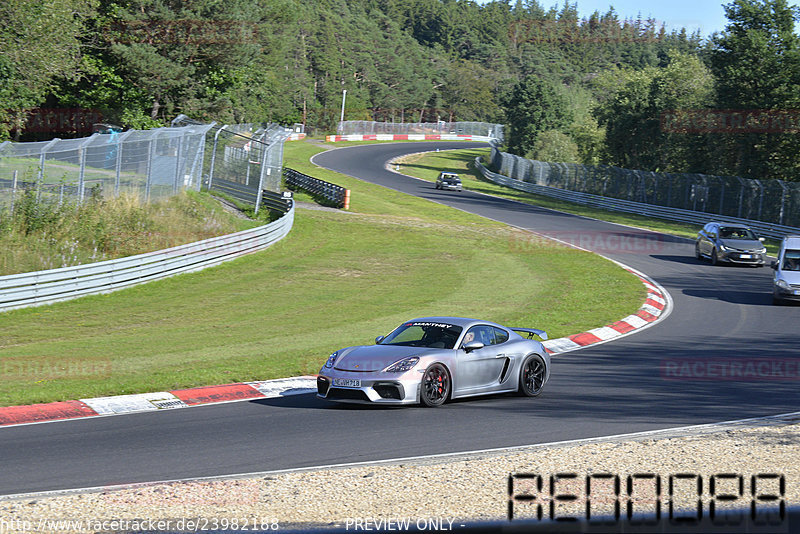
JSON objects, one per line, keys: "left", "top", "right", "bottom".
{"left": 334, "top": 345, "right": 436, "bottom": 372}
{"left": 778, "top": 270, "right": 800, "bottom": 284}
{"left": 721, "top": 239, "right": 763, "bottom": 250}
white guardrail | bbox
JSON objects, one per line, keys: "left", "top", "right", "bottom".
{"left": 0, "top": 204, "right": 294, "bottom": 313}
{"left": 475, "top": 158, "right": 800, "bottom": 241}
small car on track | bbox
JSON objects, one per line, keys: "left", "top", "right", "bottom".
{"left": 695, "top": 222, "right": 766, "bottom": 266}
{"left": 771, "top": 235, "right": 800, "bottom": 305}
{"left": 316, "top": 317, "right": 550, "bottom": 407}
{"left": 435, "top": 172, "right": 462, "bottom": 191}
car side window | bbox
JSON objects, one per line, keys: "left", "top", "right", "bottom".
{"left": 464, "top": 325, "right": 495, "bottom": 346}
{"left": 493, "top": 327, "right": 509, "bottom": 344}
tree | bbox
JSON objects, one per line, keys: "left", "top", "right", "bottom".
{"left": 0, "top": 0, "right": 96, "bottom": 139}
{"left": 593, "top": 52, "right": 714, "bottom": 171}
{"left": 708, "top": 0, "right": 800, "bottom": 180}
{"left": 503, "top": 75, "right": 571, "bottom": 156}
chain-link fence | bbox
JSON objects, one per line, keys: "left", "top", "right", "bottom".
{"left": 0, "top": 120, "right": 291, "bottom": 216}
{"left": 200, "top": 122, "right": 290, "bottom": 214}
{"left": 490, "top": 148, "right": 800, "bottom": 227}
{"left": 0, "top": 124, "right": 214, "bottom": 212}
{"left": 337, "top": 120, "right": 503, "bottom": 141}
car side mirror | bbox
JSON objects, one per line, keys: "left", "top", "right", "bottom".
{"left": 771, "top": 261, "right": 778, "bottom": 270}
{"left": 759, "top": 237, "right": 765, "bottom": 242}
{"left": 375, "top": 335, "right": 385, "bottom": 344}
{"left": 462, "top": 340, "right": 484, "bottom": 353}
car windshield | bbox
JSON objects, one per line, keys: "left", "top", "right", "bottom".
{"left": 784, "top": 250, "right": 800, "bottom": 271}
{"left": 379, "top": 321, "right": 463, "bottom": 349}
{"left": 719, "top": 227, "right": 757, "bottom": 240}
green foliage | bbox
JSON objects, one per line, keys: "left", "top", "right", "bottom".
{"left": 504, "top": 75, "right": 571, "bottom": 156}
{"left": 0, "top": 191, "right": 254, "bottom": 275}
{"left": 707, "top": 0, "right": 800, "bottom": 180}
{"left": 532, "top": 130, "right": 580, "bottom": 162}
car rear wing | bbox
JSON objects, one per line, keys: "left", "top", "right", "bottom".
{"left": 511, "top": 327, "right": 548, "bottom": 341}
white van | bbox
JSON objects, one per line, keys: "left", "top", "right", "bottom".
{"left": 771, "top": 235, "right": 800, "bottom": 304}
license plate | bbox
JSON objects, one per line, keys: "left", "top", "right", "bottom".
{"left": 333, "top": 378, "right": 361, "bottom": 388}
{"left": 740, "top": 254, "right": 752, "bottom": 259}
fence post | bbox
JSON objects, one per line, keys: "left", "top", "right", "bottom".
{"left": 173, "top": 133, "right": 183, "bottom": 194}
{"left": 253, "top": 131, "right": 270, "bottom": 216}
{"left": 77, "top": 134, "right": 99, "bottom": 204}
{"left": 11, "top": 169, "right": 18, "bottom": 213}
{"left": 777, "top": 180, "right": 788, "bottom": 225}
{"left": 207, "top": 124, "right": 227, "bottom": 192}
{"left": 145, "top": 133, "right": 155, "bottom": 202}
{"left": 37, "top": 138, "right": 60, "bottom": 202}
{"left": 192, "top": 122, "right": 215, "bottom": 191}
{"left": 755, "top": 179, "right": 764, "bottom": 221}
{"left": 114, "top": 130, "right": 134, "bottom": 197}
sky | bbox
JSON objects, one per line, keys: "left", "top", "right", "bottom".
{"left": 564, "top": 1, "right": 730, "bottom": 37}
{"left": 479, "top": 1, "right": 800, "bottom": 39}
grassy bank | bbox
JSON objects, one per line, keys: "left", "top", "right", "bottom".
{"left": 0, "top": 140, "right": 644, "bottom": 406}
{"left": 0, "top": 190, "right": 260, "bottom": 275}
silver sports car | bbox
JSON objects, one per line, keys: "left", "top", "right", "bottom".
{"left": 316, "top": 317, "right": 550, "bottom": 406}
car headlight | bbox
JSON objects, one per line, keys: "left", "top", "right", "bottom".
{"left": 718, "top": 244, "right": 730, "bottom": 252}
{"left": 324, "top": 351, "right": 340, "bottom": 369}
{"left": 776, "top": 279, "right": 791, "bottom": 290}
{"left": 384, "top": 357, "right": 419, "bottom": 373}
{"left": 759, "top": 247, "right": 767, "bottom": 254}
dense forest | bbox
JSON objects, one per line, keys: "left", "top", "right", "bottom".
{"left": 1, "top": 0, "right": 799, "bottom": 181}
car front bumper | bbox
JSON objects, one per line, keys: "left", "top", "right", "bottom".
{"left": 719, "top": 250, "right": 765, "bottom": 265}
{"left": 316, "top": 373, "right": 421, "bottom": 404}
{"left": 774, "top": 285, "right": 800, "bottom": 301}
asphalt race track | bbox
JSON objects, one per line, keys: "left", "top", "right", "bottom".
{"left": 1, "top": 141, "right": 798, "bottom": 496}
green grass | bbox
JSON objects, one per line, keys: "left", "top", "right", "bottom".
{"left": 0, "top": 190, "right": 260, "bottom": 275}
{"left": 393, "top": 147, "right": 783, "bottom": 255}
{"left": 0, "top": 140, "right": 645, "bottom": 407}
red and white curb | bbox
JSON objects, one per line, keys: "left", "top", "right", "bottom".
{"left": 0, "top": 377, "right": 317, "bottom": 428}
{"left": 326, "top": 134, "right": 495, "bottom": 142}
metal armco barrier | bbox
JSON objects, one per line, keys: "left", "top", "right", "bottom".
{"left": 0, "top": 204, "right": 294, "bottom": 313}
{"left": 261, "top": 190, "right": 293, "bottom": 214}
{"left": 474, "top": 158, "right": 800, "bottom": 241}
{"left": 283, "top": 167, "right": 349, "bottom": 209}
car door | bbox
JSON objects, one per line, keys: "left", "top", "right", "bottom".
{"left": 455, "top": 325, "right": 507, "bottom": 393}
{"left": 701, "top": 224, "right": 716, "bottom": 256}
